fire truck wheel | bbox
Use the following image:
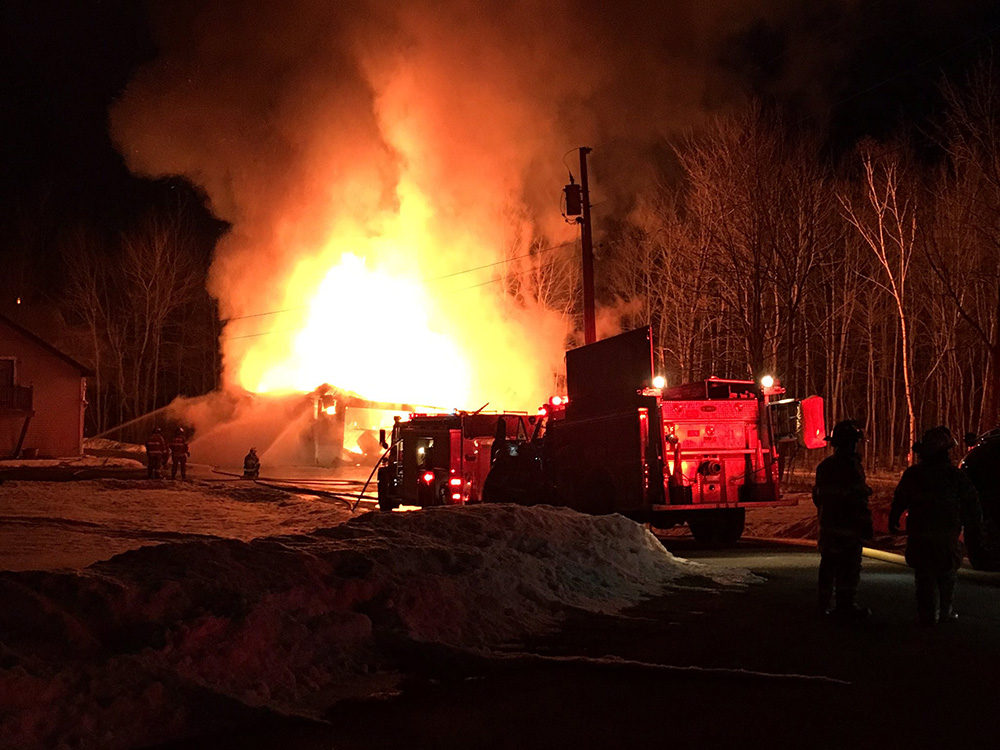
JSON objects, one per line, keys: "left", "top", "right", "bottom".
{"left": 689, "top": 509, "right": 745, "bottom": 546}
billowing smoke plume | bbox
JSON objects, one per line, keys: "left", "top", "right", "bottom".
{"left": 111, "top": 0, "right": 778, "bottom": 410}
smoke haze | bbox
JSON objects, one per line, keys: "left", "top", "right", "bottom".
{"left": 110, "top": 0, "right": 796, "bottom": 409}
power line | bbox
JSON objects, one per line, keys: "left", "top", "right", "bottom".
{"left": 424, "top": 238, "right": 578, "bottom": 282}
{"left": 795, "top": 18, "right": 1000, "bottom": 130}
{"left": 219, "top": 247, "right": 581, "bottom": 342}
{"left": 220, "top": 237, "right": 579, "bottom": 325}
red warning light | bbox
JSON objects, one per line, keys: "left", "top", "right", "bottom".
{"left": 421, "top": 471, "right": 435, "bottom": 484}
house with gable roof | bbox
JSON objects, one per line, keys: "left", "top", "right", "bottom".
{"left": 0, "top": 313, "right": 90, "bottom": 458}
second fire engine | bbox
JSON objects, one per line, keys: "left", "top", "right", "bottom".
{"left": 376, "top": 327, "right": 825, "bottom": 544}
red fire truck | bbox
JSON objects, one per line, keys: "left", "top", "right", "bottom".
{"left": 377, "top": 327, "right": 825, "bottom": 544}
{"left": 376, "top": 410, "right": 533, "bottom": 512}
{"left": 514, "top": 327, "right": 825, "bottom": 543}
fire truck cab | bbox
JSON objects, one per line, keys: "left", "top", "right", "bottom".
{"left": 376, "top": 411, "right": 531, "bottom": 512}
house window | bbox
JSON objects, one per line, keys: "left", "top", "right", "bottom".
{"left": 0, "top": 358, "right": 14, "bottom": 388}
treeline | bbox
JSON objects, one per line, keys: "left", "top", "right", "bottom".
{"left": 601, "top": 59, "right": 1000, "bottom": 468}
{"left": 59, "top": 189, "right": 222, "bottom": 434}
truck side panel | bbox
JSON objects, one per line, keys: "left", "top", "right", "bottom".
{"left": 547, "top": 408, "right": 650, "bottom": 514}
{"left": 565, "top": 327, "right": 654, "bottom": 418}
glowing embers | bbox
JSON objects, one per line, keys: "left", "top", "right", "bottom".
{"left": 240, "top": 253, "right": 470, "bottom": 407}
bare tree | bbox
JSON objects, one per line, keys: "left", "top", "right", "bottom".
{"left": 926, "top": 53, "right": 1000, "bottom": 429}
{"left": 62, "top": 226, "right": 109, "bottom": 432}
{"left": 119, "top": 209, "right": 203, "bottom": 415}
{"left": 61, "top": 197, "right": 210, "bottom": 431}
{"left": 840, "top": 141, "right": 918, "bottom": 463}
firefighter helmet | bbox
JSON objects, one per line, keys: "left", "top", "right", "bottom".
{"left": 914, "top": 426, "right": 958, "bottom": 458}
{"left": 828, "top": 420, "right": 864, "bottom": 449}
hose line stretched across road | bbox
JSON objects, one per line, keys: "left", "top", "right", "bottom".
{"left": 743, "top": 536, "right": 1000, "bottom": 587}
{"left": 209, "top": 467, "right": 378, "bottom": 510}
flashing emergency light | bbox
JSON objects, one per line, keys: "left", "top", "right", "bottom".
{"left": 451, "top": 493, "right": 462, "bottom": 501}
{"left": 760, "top": 375, "right": 775, "bottom": 389}
{"left": 421, "top": 471, "right": 435, "bottom": 484}
{"left": 652, "top": 375, "right": 666, "bottom": 389}
{"left": 449, "top": 477, "right": 462, "bottom": 487}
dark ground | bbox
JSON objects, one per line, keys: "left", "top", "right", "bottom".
{"left": 162, "top": 540, "right": 1000, "bottom": 750}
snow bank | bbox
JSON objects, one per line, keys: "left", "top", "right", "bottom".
{"left": 0, "top": 504, "right": 750, "bottom": 749}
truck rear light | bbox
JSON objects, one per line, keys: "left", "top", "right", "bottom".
{"left": 451, "top": 492, "right": 462, "bottom": 501}
{"left": 421, "top": 471, "right": 435, "bottom": 484}
{"left": 449, "top": 477, "right": 462, "bottom": 487}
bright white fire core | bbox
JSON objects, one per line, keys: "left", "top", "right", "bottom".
{"left": 241, "top": 253, "right": 470, "bottom": 407}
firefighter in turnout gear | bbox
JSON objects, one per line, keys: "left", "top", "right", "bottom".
{"left": 144, "top": 427, "right": 168, "bottom": 479}
{"left": 889, "top": 426, "right": 983, "bottom": 625}
{"left": 813, "top": 420, "right": 874, "bottom": 621}
{"left": 169, "top": 428, "right": 191, "bottom": 480}
{"left": 243, "top": 448, "right": 261, "bottom": 479}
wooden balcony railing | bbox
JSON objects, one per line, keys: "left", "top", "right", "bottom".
{"left": 0, "top": 385, "right": 33, "bottom": 411}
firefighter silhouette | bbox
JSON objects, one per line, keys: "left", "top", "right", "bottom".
{"left": 243, "top": 447, "right": 260, "bottom": 479}
{"left": 890, "top": 426, "right": 983, "bottom": 625}
{"left": 813, "top": 420, "right": 874, "bottom": 621}
{"left": 169, "top": 428, "right": 191, "bottom": 480}
{"left": 144, "top": 427, "right": 168, "bottom": 479}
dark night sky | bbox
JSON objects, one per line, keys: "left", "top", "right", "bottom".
{"left": 2, "top": 0, "right": 1000, "bottom": 303}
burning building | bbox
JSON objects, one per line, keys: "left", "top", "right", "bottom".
{"left": 109, "top": 1, "right": 758, "bottom": 418}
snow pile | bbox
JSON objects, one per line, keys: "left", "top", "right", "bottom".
{"left": 0, "top": 504, "right": 750, "bottom": 749}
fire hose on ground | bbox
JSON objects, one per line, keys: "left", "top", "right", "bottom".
{"left": 741, "top": 535, "right": 1000, "bottom": 587}
{"left": 209, "top": 467, "right": 377, "bottom": 510}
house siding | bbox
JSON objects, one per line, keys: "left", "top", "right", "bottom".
{"left": 0, "top": 323, "right": 86, "bottom": 458}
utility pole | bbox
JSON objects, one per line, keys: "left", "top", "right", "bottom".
{"left": 579, "top": 147, "right": 596, "bottom": 344}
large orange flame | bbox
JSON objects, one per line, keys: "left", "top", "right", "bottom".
{"left": 239, "top": 252, "right": 471, "bottom": 406}
{"left": 111, "top": 3, "right": 598, "bottom": 412}
{"left": 230, "top": 165, "right": 571, "bottom": 411}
